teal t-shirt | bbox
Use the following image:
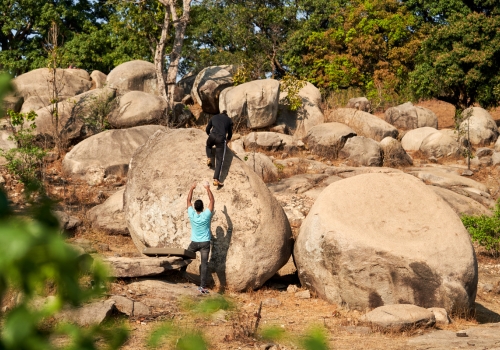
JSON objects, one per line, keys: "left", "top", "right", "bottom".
{"left": 187, "top": 207, "right": 213, "bottom": 242}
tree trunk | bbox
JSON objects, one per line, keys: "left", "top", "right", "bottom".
{"left": 164, "top": 0, "right": 192, "bottom": 124}
{"left": 154, "top": 4, "right": 171, "bottom": 105}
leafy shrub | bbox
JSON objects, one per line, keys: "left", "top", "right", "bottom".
{"left": 74, "top": 92, "right": 118, "bottom": 135}
{"left": 1, "top": 110, "right": 46, "bottom": 192}
{"left": 461, "top": 200, "right": 500, "bottom": 255}
{"left": 280, "top": 74, "right": 306, "bottom": 111}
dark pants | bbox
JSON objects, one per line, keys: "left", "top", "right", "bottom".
{"left": 186, "top": 241, "right": 210, "bottom": 288}
{"left": 206, "top": 134, "right": 226, "bottom": 180}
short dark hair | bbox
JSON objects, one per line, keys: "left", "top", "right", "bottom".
{"left": 194, "top": 199, "right": 204, "bottom": 212}
{"left": 222, "top": 110, "right": 227, "bottom": 114}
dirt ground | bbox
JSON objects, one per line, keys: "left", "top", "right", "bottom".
{"left": 4, "top": 99, "right": 500, "bottom": 349}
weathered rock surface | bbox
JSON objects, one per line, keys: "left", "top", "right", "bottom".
{"left": 294, "top": 172, "right": 478, "bottom": 312}
{"left": 54, "top": 211, "right": 82, "bottom": 231}
{"left": 106, "top": 60, "right": 158, "bottom": 95}
{"left": 430, "top": 186, "right": 491, "bottom": 217}
{"left": 103, "top": 256, "right": 190, "bottom": 278}
{"left": 427, "top": 307, "right": 450, "bottom": 325}
{"left": 401, "top": 127, "right": 440, "bottom": 152}
{"left": 14, "top": 68, "right": 92, "bottom": 112}
{"left": 408, "top": 323, "right": 500, "bottom": 349}
{"left": 90, "top": 70, "right": 107, "bottom": 89}
{"left": 347, "top": 97, "right": 371, "bottom": 112}
{"left": 124, "top": 128, "right": 292, "bottom": 291}
{"left": 87, "top": 188, "right": 129, "bottom": 235}
{"left": 244, "top": 132, "right": 297, "bottom": 152}
{"left": 32, "top": 87, "right": 116, "bottom": 144}
{"left": 495, "top": 137, "right": 500, "bottom": 152}
{"left": 63, "top": 125, "right": 167, "bottom": 183}
{"left": 56, "top": 300, "right": 115, "bottom": 326}
{"left": 230, "top": 139, "right": 245, "bottom": 154}
{"left": 384, "top": 102, "right": 438, "bottom": 130}
{"left": 191, "top": 65, "right": 235, "bottom": 114}
{"left": 109, "top": 91, "right": 166, "bottom": 128}
{"left": 420, "top": 131, "right": 460, "bottom": 158}
{"left": 408, "top": 167, "right": 489, "bottom": 193}
{"left": 380, "top": 137, "right": 413, "bottom": 167}
{"left": 459, "top": 107, "right": 498, "bottom": 146}
{"left": 125, "top": 279, "right": 200, "bottom": 301}
{"left": 276, "top": 82, "right": 324, "bottom": 139}
{"left": 220, "top": 79, "right": 280, "bottom": 129}
{"left": 361, "top": 304, "right": 435, "bottom": 329}
{"left": 0, "top": 129, "right": 16, "bottom": 165}
{"left": 2, "top": 95, "right": 23, "bottom": 114}
{"left": 327, "top": 108, "right": 398, "bottom": 141}
{"left": 238, "top": 152, "right": 278, "bottom": 182}
{"left": 338, "top": 136, "right": 382, "bottom": 166}
{"left": 493, "top": 152, "right": 500, "bottom": 166}
{"left": 304, "top": 122, "right": 356, "bottom": 157}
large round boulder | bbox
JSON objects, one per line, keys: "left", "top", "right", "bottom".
{"left": 62, "top": 125, "right": 167, "bottom": 184}
{"left": 327, "top": 108, "right": 398, "bottom": 141}
{"left": 87, "top": 188, "right": 128, "bottom": 235}
{"left": 459, "top": 107, "right": 498, "bottom": 146}
{"left": 384, "top": 102, "right": 438, "bottom": 130}
{"left": 243, "top": 131, "right": 297, "bottom": 152}
{"left": 109, "top": 91, "right": 167, "bottom": 128}
{"left": 32, "top": 87, "right": 116, "bottom": 144}
{"left": 106, "top": 60, "right": 158, "bottom": 96}
{"left": 401, "top": 127, "right": 440, "bottom": 152}
{"left": 338, "top": 136, "right": 382, "bottom": 166}
{"left": 294, "top": 172, "right": 478, "bottom": 312}
{"left": 124, "top": 128, "right": 292, "bottom": 291}
{"left": 191, "top": 65, "right": 235, "bottom": 114}
{"left": 238, "top": 152, "right": 278, "bottom": 182}
{"left": 220, "top": 79, "right": 280, "bottom": 129}
{"left": 276, "top": 82, "right": 324, "bottom": 139}
{"left": 420, "top": 131, "right": 460, "bottom": 158}
{"left": 304, "top": 122, "right": 356, "bottom": 157}
{"left": 347, "top": 97, "right": 371, "bottom": 112}
{"left": 380, "top": 137, "right": 413, "bottom": 167}
{"left": 14, "top": 68, "right": 92, "bottom": 112}
{"left": 90, "top": 70, "right": 107, "bottom": 89}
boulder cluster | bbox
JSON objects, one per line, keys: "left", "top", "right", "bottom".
{"left": 5, "top": 59, "right": 499, "bottom": 317}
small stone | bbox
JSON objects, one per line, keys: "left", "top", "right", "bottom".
{"left": 262, "top": 298, "right": 280, "bottom": 307}
{"left": 0, "top": 175, "right": 5, "bottom": 186}
{"left": 428, "top": 156, "right": 438, "bottom": 163}
{"left": 281, "top": 153, "right": 289, "bottom": 159}
{"left": 295, "top": 290, "right": 311, "bottom": 299}
{"left": 462, "top": 169, "right": 474, "bottom": 176}
{"left": 482, "top": 283, "right": 494, "bottom": 293}
{"left": 456, "top": 331, "right": 468, "bottom": 337}
{"left": 98, "top": 243, "right": 109, "bottom": 251}
{"left": 287, "top": 285, "right": 299, "bottom": 293}
{"left": 306, "top": 155, "right": 315, "bottom": 160}
{"left": 133, "top": 301, "right": 151, "bottom": 317}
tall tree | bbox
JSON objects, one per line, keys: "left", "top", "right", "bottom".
{"left": 0, "top": 0, "right": 106, "bottom": 75}
{"left": 407, "top": 0, "right": 500, "bottom": 109}
{"left": 284, "top": 0, "right": 421, "bottom": 95}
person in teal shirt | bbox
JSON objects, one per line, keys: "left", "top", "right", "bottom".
{"left": 186, "top": 181, "right": 214, "bottom": 294}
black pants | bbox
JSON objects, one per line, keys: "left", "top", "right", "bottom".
{"left": 206, "top": 134, "right": 226, "bottom": 180}
{"left": 186, "top": 241, "right": 210, "bottom": 288}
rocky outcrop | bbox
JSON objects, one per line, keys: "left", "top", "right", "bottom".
{"left": 191, "top": 65, "right": 236, "bottom": 114}
{"left": 401, "top": 127, "right": 440, "bottom": 152}
{"left": 338, "top": 136, "right": 382, "bottom": 166}
{"left": 32, "top": 87, "right": 116, "bottom": 144}
{"left": 87, "top": 188, "right": 129, "bottom": 235}
{"left": 106, "top": 60, "right": 158, "bottom": 95}
{"left": 13, "top": 68, "right": 92, "bottom": 112}
{"left": 243, "top": 131, "right": 297, "bottom": 152}
{"left": 62, "top": 125, "right": 167, "bottom": 184}
{"left": 361, "top": 304, "right": 435, "bottom": 329}
{"left": 304, "top": 122, "right": 356, "bottom": 157}
{"left": 459, "top": 107, "right": 498, "bottom": 146}
{"left": 90, "top": 70, "right": 107, "bottom": 89}
{"left": 220, "top": 79, "right": 280, "bottom": 129}
{"left": 430, "top": 186, "right": 491, "bottom": 217}
{"left": 109, "top": 91, "right": 167, "bottom": 128}
{"left": 276, "top": 82, "right": 324, "bottom": 139}
{"left": 238, "top": 152, "right": 278, "bottom": 182}
{"left": 327, "top": 108, "right": 398, "bottom": 141}
{"left": 420, "top": 131, "right": 460, "bottom": 158}
{"left": 124, "top": 128, "right": 292, "bottom": 291}
{"left": 347, "top": 97, "right": 371, "bottom": 112}
{"left": 379, "top": 137, "right": 413, "bottom": 167}
{"left": 384, "top": 102, "right": 438, "bottom": 130}
{"left": 103, "top": 256, "right": 190, "bottom": 278}
{"left": 294, "top": 172, "right": 478, "bottom": 312}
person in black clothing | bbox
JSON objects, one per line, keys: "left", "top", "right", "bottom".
{"left": 206, "top": 110, "right": 233, "bottom": 187}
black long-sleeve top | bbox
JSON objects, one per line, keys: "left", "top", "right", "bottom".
{"left": 206, "top": 113, "right": 233, "bottom": 141}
